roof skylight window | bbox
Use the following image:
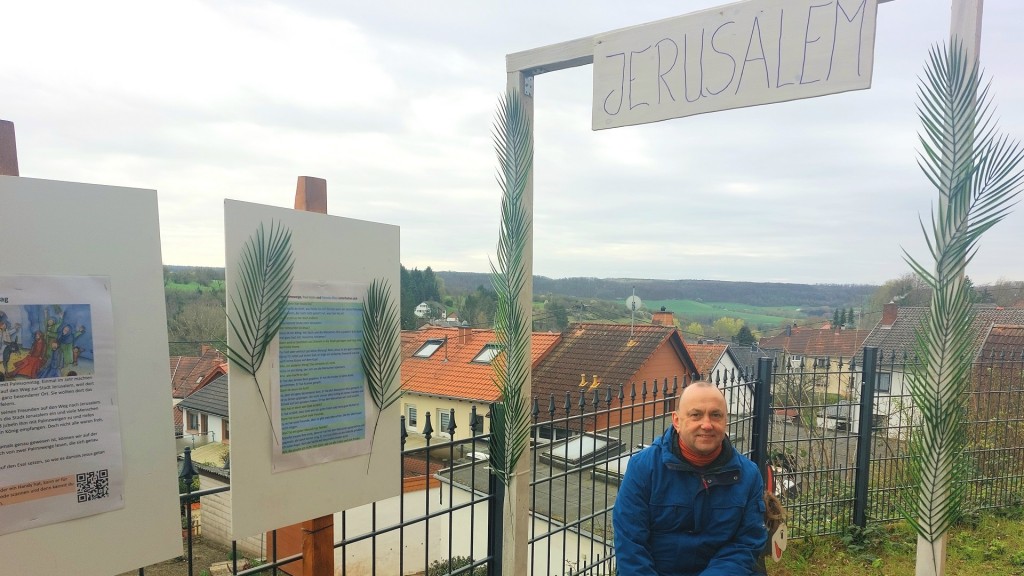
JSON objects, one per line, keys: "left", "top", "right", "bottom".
{"left": 413, "top": 339, "right": 444, "bottom": 358}
{"left": 472, "top": 343, "right": 501, "bottom": 363}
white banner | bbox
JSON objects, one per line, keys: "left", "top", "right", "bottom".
{"left": 593, "top": 0, "right": 878, "bottom": 129}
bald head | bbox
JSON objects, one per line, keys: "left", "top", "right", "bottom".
{"left": 675, "top": 381, "right": 726, "bottom": 412}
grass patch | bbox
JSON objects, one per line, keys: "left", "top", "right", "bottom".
{"left": 644, "top": 299, "right": 805, "bottom": 328}
{"left": 767, "top": 511, "right": 1024, "bottom": 575}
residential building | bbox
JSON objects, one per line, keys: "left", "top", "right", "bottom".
{"left": 168, "top": 344, "right": 227, "bottom": 442}
{"left": 849, "top": 303, "right": 1024, "bottom": 436}
{"left": 400, "top": 324, "right": 562, "bottom": 447}
{"left": 530, "top": 323, "right": 699, "bottom": 436}
{"left": 759, "top": 324, "right": 870, "bottom": 398}
{"left": 687, "top": 341, "right": 753, "bottom": 419}
{"left": 177, "top": 374, "right": 230, "bottom": 451}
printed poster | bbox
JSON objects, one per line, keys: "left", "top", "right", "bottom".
{"left": 270, "top": 281, "right": 374, "bottom": 472}
{"left": 0, "top": 275, "right": 122, "bottom": 535}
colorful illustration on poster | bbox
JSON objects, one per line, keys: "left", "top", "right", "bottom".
{"left": 1, "top": 304, "right": 94, "bottom": 381}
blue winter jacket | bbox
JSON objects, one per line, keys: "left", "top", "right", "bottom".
{"left": 612, "top": 429, "right": 768, "bottom": 575}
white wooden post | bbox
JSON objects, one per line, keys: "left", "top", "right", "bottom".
{"left": 915, "top": 2, "right": 983, "bottom": 574}
{"left": 502, "top": 69, "right": 535, "bottom": 576}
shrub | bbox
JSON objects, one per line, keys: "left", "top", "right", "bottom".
{"left": 426, "top": 556, "right": 487, "bottom": 576}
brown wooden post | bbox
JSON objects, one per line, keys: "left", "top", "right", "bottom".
{"left": 292, "top": 175, "right": 335, "bottom": 576}
{"left": 0, "top": 120, "right": 19, "bottom": 176}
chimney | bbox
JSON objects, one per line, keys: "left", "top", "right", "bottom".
{"left": 459, "top": 321, "right": 471, "bottom": 344}
{"left": 651, "top": 308, "right": 675, "bottom": 326}
{"left": 882, "top": 302, "right": 898, "bottom": 327}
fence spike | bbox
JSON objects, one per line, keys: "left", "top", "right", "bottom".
{"left": 549, "top": 394, "right": 556, "bottom": 416}
{"left": 565, "top": 391, "right": 572, "bottom": 413}
{"left": 641, "top": 380, "right": 648, "bottom": 399}
{"left": 447, "top": 408, "right": 457, "bottom": 436}
{"left": 532, "top": 396, "right": 540, "bottom": 418}
{"left": 618, "top": 384, "right": 625, "bottom": 403}
{"left": 605, "top": 386, "right": 613, "bottom": 405}
{"left": 630, "top": 381, "right": 636, "bottom": 401}
{"left": 400, "top": 415, "right": 408, "bottom": 448}
{"left": 422, "top": 411, "right": 433, "bottom": 440}
{"left": 470, "top": 406, "right": 480, "bottom": 435}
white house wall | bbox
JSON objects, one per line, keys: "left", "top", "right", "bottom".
{"left": 403, "top": 393, "right": 491, "bottom": 445}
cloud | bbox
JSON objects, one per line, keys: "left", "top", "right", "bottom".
{"left": 3, "top": 0, "right": 1023, "bottom": 287}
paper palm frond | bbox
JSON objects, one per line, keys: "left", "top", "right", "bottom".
{"left": 899, "top": 41, "right": 1024, "bottom": 559}
{"left": 487, "top": 90, "right": 533, "bottom": 488}
{"left": 224, "top": 220, "right": 294, "bottom": 439}
{"left": 362, "top": 278, "right": 403, "bottom": 458}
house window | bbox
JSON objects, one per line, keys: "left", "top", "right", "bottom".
{"left": 414, "top": 339, "right": 444, "bottom": 358}
{"left": 187, "top": 411, "right": 199, "bottom": 431}
{"left": 438, "top": 409, "right": 451, "bottom": 434}
{"left": 472, "top": 344, "right": 501, "bottom": 363}
{"left": 406, "top": 405, "right": 418, "bottom": 429}
{"left": 814, "top": 357, "right": 829, "bottom": 368}
{"left": 200, "top": 414, "right": 209, "bottom": 434}
{"left": 876, "top": 372, "right": 892, "bottom": 393}
{"left": 471, "top": 413, "right": 485, "bottom": 435}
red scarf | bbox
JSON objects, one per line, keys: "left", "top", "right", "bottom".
{"left": 678, "top": 435, "right": 722, "bottom": 467}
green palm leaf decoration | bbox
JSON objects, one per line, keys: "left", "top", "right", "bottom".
{"left": 362, "top": 278, "right": 403, "bottom": 466}
{"left": 224, "top": 220, "right": 295, "bottom": 443}
{"left": 487, "top": 90, "right": 533, "bottom": 488}
{"left": 900, "top": 41, "right": 1024, "bottom": 574}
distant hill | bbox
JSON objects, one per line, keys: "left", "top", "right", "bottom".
{"left": 435, "top": 271, "right": 876, "bottom": 308}
{"left": 161, "top": 266, "right": 877, "bottom": 309}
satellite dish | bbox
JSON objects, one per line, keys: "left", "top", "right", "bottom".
{"left": 625, "top": 295, "right": 642, "bottom": 311}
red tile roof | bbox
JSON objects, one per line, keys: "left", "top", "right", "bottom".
{"left": 759, "top": 328, "right": 870, "bottom": 359}
{"left": 173, "top": 405, "right": 183, "bottom": 435}
{"left": 687, "top": 343, "right": 729, "bottom": 376}
{"left": 401, "top": 326, "right": 561, "bottom": 402}
{"left": 978, "top": 325, "right": 1024, "bottom": 361}
{"left": 169, "top": 345, "right": 227, "bottom": 399}
{"left": 531, "top": 323, "right": 698, "bottom": 403}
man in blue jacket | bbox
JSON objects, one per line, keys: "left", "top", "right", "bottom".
{"left": 613, "top": 380, "right": 767, "bottom": 575}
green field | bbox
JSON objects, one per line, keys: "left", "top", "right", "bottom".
{"left": 642, "top": 299, "right": 806, "bottom": 328}
{"left": 164, "top": 280, "right": 225, "bottom": 293}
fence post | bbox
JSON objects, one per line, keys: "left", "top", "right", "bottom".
{"left": 752, "top": 357, "right": 773, "bottom": 473}
{"left": 487, "top": 403, "right": 506, "bottom": 576}
{"left": 853, "top": 346, "right": 879, "bottom": 528}
{"left": 179, "top": 447, "right": 198, "bottom": 576}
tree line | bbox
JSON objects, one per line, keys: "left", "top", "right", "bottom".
{"left": 161, "top": 265, "right": 1024, "bottom": 357}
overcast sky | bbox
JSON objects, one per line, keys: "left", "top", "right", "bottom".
{"left": 3, "top": 0, "right": 1023, "bottom": 286}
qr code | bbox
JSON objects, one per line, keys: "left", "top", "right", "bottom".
{"left": 76, "top": 469, "right": 110, "bottom": 502}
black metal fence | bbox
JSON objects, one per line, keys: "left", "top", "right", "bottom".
{"left": 762, "top": 347, "right": 1024, "bottom": 538}
{"left": 155, "top": 347, "right": 1024, "bottom": 575}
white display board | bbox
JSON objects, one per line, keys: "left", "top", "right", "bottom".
{"left": 0, "top": 176, "right": 181, "bottom": 575}
{"left": 593, "top": 0, "right": 878, "bottom": 129}
{"left": 225, "top": 199, "right": 401, "bottom": 539}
